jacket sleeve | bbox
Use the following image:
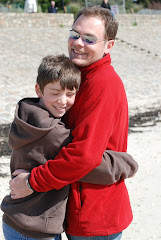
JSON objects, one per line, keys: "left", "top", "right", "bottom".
{"left": 79, "top": 150, "right": 138, "bottom": 185}
{"left": 29, "top": 68, "right": 129, "bottom": 192}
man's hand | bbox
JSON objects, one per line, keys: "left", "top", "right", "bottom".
{"left": 9, "top": 169, "right": 34, "bottom": 199}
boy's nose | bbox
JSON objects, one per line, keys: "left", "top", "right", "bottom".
{"left": 58, "top": 96, "right": 67, "bottom": 105}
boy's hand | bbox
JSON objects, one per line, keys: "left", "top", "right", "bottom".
{"left": 9, "top": 169, "right": 33, "bottom": 199}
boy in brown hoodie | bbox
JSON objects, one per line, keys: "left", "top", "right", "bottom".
{"left": 1, "top": 55, "right": 138, "bottom": 240}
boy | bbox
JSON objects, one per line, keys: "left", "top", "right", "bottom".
{"left": 5, "top": 51, "right": 138, "bottom": 239}
{"left": 1, "top": 54, "right": 81, "bottom": 240}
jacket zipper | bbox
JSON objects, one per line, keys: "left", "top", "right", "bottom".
{"left": 79, "top": 183, "right": 83, "bottom": 207}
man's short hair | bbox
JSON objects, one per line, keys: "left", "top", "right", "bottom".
{"left": 37, "top": 54, "right": 81, "bottom": 93}
{"left": 74, "top": 6, "right": 119, "bottom": 41}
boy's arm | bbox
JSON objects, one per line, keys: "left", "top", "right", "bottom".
{"left": 79, "top": 150, "right": 138, "bottom": 185}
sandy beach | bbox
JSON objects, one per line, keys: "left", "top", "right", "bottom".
{"left": 0, "top": 17, "right": 161, "bottom": 239}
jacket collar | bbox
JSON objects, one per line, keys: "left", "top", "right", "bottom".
{"left": 78, "top": 54, "right": 111, "bottom": 80}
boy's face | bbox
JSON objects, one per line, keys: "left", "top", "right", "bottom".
{"left": 35, "top": 81, "right": 76, "bottom": 118}
{"left": 68, "top": 15, "right": 114, "bottom": 67}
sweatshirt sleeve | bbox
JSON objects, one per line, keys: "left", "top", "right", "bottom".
{"left": 29, "top": 68, "right": 128, "bottom": 191}
{"left": 79, "top": 150, "right": 138, "bottom": 185}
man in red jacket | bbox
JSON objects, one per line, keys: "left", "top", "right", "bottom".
{"left": 10, "top": 7, "right": 135, "bottom": 240}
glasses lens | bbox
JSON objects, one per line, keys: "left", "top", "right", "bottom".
{"left": 69, "top": 30, "right": 97, "bottom": 45}
{"left": 83, "top": 36, "right": 97, "bottom": 45}
{"left": 70, "top": 30, "right": 80, "bottom": 40}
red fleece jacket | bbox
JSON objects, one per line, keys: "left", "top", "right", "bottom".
{"left": 30, "top": 54, "right": 133, "bottom": 235}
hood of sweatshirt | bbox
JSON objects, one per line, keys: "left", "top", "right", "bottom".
{"left": 8, "top": 98, "right": 62, "bottom": 150}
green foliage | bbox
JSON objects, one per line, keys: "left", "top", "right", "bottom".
{"left": 125, "top": 0, "right": 134, "bottom": 11}
{"left": 67, "top": 2, "right": 81, "bottom": 16}
{"left": 37, "top": 0, "right": 49, "bottom": 12}
{"left": 37, "top": 0, "right": 71, "bottom": 12}
{"left": 71, "top": 0, "right": 85, "bottom": 6}
{"left": 139, "top": 0, "right": 150, "bottom": 8}
{"left": 132, "top": 3, "right": 144, "bottom": 13}
{"left": 133, "top": 21, "right": 138, "bottom": 25}
{"left": 0, "top": 0, "right": 25, "bottom": 11}
{"left": 1, "top": 0, "right": 161, "bottom": 13}
{"left": 55, "top": 0, "right": 71, "bottom": 11}
{"left": 0, "top": 0, "right": 25, "bottom": 7}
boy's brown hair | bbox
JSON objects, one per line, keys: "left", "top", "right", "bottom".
{"left": 74, "top": 6, "right": 118, "bottom": 41}
{"left": 37, "top": 54, "right": 81, "bottom": 93}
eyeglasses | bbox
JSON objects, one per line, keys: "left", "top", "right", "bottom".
{"left": 69, "top": 30, "right": 105, "bottom": 45}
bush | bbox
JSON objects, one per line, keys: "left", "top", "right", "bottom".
{"left": 67, "top": 2, "right": 82, "bottom": 17}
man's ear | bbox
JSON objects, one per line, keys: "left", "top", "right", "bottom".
{"left": 104, "top": 40, "right": 115, "bottom": 55}
{"left": 35, "top": 84, "right": 43, "bottom": 98}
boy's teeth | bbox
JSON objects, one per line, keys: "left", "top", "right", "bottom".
{"left": 56, "top": 107, "right": 65, "bottom": 110}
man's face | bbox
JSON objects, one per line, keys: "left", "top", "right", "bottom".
{"left": 51, "top": 1, "right": 55, "bottom": 7}
{"left": 68, "top": 15, "right": 111, "bottom": 67}
{"left": 35, "top": 81, "right": 76, "bottom": 118}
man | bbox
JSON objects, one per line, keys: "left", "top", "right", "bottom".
{"left": 10, "top": 7, "right": 136, "bottom": 240}
{"left": 24, "top": 0, "right": 37, "bottom": 13}
{"left": 48, "top": 1, "right": 57, "bottom": 13}
{"left": 101, "top": 0, "right": 111, "bottom": 10}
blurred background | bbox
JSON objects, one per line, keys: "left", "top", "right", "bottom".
{"left": 0, "top": 0, "right": 161, "bottom": 15}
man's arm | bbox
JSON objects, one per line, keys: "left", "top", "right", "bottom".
{"left": 10, "top": 150, "right": 138, "bottom": 199}
{"left": 79, "top": 150, "right": 138, "bottom": 185}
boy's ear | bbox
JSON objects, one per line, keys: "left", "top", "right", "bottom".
{"left": 35, "top": 84, "right": 43, "bottom": 98}
{"left": 104, "top": 40, "right": 115, "bottom": 55}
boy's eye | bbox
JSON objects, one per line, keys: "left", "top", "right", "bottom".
{"left": 67, "top": 93, "right": 75, "bottom": 97}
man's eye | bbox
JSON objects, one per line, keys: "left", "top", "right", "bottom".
{"left": 84, "top": 36, "right": 96, "bottom": 44}
{"left": 73, "top": 35, "right": 79, "bottom": 39}
{"left": 70, "top": 31, "right": 79, "bottom": 39}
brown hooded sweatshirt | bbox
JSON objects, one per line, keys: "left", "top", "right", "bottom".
{"left": 1, "top": 98, "right": 72, "bottom": 239}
